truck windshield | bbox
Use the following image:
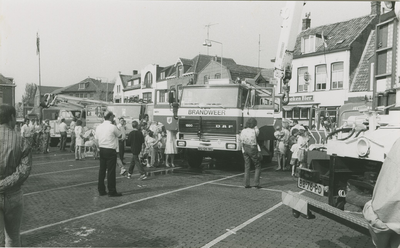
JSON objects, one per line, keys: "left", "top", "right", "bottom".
{"left": 181, "top": 87, "right": 238, "bottom": 108}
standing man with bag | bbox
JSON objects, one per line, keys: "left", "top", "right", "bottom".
{"left": 0, "top": 105, "right": 32, "bottom": 246}
{"left": 239, "top": 118, "right": 262, "bottom": 189}
{"left": 59, "top": 118, "right": 68, "bottom": 151}
{"left": 95, "top": 111, "right": 122, "bottom": 197}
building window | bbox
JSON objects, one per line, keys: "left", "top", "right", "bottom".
{"left": 376, "top": 21, "right": 394, "bottom": 77}
{"left": 143, "top": 92, "right": 152, "bottom": 102}
{"left": 144, "top": 72, "right": 153, "bottom": 88}
{"left": 297, "top": 67, "right": 309, "bottom": 92}
{"left": 285, "top": 110, "right": 293, "bottom": 119}
{"left": 90, "top": 94, "right": 93, "bottom": 98}
{"left": 158, "top": 90, "right": 168, "bottom": 103}
{"left": 117, "top": 85, "right": 120, "bottom": 93}
{"left": 160, "top": 72, "right": 165, "bottom": 80}
{"left": 79, "top": 83, "right": 85, "bottom": 89}
{"left": 315, "top": 65, "right": 327, "bottom": 90}
{"left": 204, "top": 75, "right": 209, "bottom": 84}
{"left": 215, "top": 73, "right": 221, "bottom": 79}
{"left": 331, "top": 62, "right": 344, "bottom": 89}
{"left": 301, "top": 35, "right": 317, "bottom": 54}
{"left": 84, "top": 93, "right": 87, "bottom": 98}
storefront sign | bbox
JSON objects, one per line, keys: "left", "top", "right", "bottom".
{"left": 289, "top": 95, "right": 314, "bottom": 102}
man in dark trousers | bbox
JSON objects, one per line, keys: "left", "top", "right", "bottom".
{"left": 127, "top": 120, "right": 146, "bottom": 179}
{"left": 0, "top": 105, "right": 32, "bottom": 246}
{"left": 95, "top": 111, "right": 122, "bottom": 197}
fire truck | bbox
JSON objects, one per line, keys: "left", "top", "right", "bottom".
{"left": 153, "top": 79, "right": 281, "bottom": 169}
{"left": 280, "top": 1, "right": 400, "bottom": 237}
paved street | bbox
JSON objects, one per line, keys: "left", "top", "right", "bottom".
{"left": 20, "top": 148, "right": 374, "bottom": 248}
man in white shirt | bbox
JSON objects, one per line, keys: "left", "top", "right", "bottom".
{"left": 59, "top": 118, "right": 68, "bottom": 151}
{"left": 95, "top": 111, "right": 122, "bottom": 197}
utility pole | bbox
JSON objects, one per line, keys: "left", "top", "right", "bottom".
{"left": 37, "top": 33, "right": 41, "bottom": 107}
{"left": 204, "top": 23, "right": 218, "bottom": 55}
{"left": 258, "top": 34, "right": 261, "bottom": 68}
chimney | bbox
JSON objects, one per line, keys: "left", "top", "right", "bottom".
{"left": 302, "top": 12, "right": 311, "bottom": 31}
{"left": 371, "top": 1, "right": 381, "bottom": 16}
{"left": 133, "top": 70, "right": 138, "bottom": 75}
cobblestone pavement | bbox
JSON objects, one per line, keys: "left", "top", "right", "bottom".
{"left": 19, "top": 148, "right": 375, "bottom": 247}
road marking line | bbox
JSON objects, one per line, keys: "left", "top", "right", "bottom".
{"left": 201, "top": 202, "right": 283, "bottom": 248}
{"left": 30, "top": 166, "right": 98, "bottom": 176}
{"left": 25, "top": 168, "right": 182, "bottom": 195}
{"left": 21, "top": 172, "right": 244, "bottom": 235}
{"left": 209, "top": 182, "right": 283, "bottom": 193}
{"left": 34, "top": 159, "right": 78, "bottom": 166}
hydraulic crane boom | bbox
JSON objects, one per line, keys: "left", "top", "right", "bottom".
{"left": 273, "top": 1, "right": 304, "bottom": 105}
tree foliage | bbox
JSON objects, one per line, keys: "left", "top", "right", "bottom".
{"left": 22, "top": 83, "right": 37, "bottom": 106}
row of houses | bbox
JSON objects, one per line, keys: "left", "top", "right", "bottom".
{"left": 113, "top": 54, "right": 274, "bottom": 104}
{"left": 2, "top": 2, "right": 393, "bottom": 129}
{"left": 276, "top": 2, "right": 397, "bottom": 127}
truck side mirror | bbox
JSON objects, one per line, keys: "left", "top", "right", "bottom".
{"left": 168, "top": 91, "right": 175, "bottom": 104}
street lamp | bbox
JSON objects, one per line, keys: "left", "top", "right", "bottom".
{"left": 203, "top": 39, "right": 223, "bottom": 78}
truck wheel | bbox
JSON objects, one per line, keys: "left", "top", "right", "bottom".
{"left": 50, "top": 138, "right": 59, "bottom": 147}
{"left": 187, "top": 150, "right": 203, "bottom": 170}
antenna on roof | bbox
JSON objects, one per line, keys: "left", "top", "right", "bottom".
{"left": 204, "top": 23, "right": 219, "bottom": 55}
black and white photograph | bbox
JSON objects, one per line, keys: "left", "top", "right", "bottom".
{"left": 1, "top": 0, "right": 400, "bottom": 247}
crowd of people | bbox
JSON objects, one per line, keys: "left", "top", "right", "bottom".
{"left": 239, "top": 118, "right": 312, "bottom": 189}
{"left": 274, "top": 119, "right": 310, "bottom": 177}
{"left": 93, "top": 112, "right": 178, "bottom": 197}
{"left": 19, "top": 118, "right": 51, "bottom": 154}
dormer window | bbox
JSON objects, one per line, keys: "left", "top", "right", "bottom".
{"left": 160, "top": 72, "right": 165, "bottom": 80}
{"left": 79, "top": 83, "right": 85, "bottom": 89}
{"left": 301, "top": 34, "right": 324, "bottom": 54}
{"left": 177, "top": 65, "right": 183, "bottom": 77}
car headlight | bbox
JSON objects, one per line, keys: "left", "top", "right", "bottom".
{"left": 177, "top": 141, "right": 186, "bottom": 147}
{"left": 357, "top": 138, "right": 370, "bottom": 157}
{"left": 226, "top": 143, "right": 237, "bottom": 149}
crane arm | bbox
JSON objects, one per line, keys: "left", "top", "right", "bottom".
{"left": 273, "top": 1, "right": 304, "bottom": 105}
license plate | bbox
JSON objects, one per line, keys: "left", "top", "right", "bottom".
{"left": 298, "top": 178, "right": 324, "bottom": 196}
{"left": 198, "top": 146, "right": 213, "bottom": 151}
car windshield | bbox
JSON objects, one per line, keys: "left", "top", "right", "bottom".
{"left": 181, "top": 87, "right": 238, "bottom": 108}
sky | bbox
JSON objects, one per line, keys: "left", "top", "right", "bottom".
{"left": 0, "top": 0, "right": 373, "bottom": 103}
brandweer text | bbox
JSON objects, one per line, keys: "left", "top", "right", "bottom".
{"left": 188, "top": 109, "right": 226, "bottom": 115}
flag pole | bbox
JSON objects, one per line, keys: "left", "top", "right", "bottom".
{"left": 37, "top": 33, "right": 41, "bottom": 107}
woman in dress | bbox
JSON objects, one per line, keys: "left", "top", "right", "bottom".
{"left": 41, "top": 119, "right": 51, "bottom": 154}
{"left": 165, "top": 129, "right": 178, "bottom": 167}
{"left": 74, "top": 120, "right": 84, "bottom": 160}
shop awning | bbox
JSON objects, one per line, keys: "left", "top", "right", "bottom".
{"left": 282, "top": 103, "right": 319, "bottom": 111}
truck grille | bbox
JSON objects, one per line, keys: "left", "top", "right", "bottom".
{"left": 179, "top": 119, "right": 236, "bottom": 134}
{"left": 182, "top": 134, "right": 237, "bottom": 142}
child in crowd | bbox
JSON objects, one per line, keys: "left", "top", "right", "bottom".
{"left": 75, "top": 120, "right": 84, "bottom": 160}
{"left": 289, "top": 129, "right": 300, "bottom": 177}
{"left": 144, "top": 130, "right": 157, "bottom": 168}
